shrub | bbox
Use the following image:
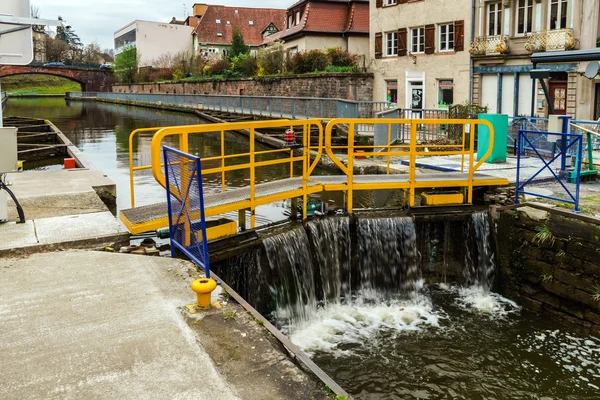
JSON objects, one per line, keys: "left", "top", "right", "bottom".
{"left": 289, "top": 49, "right": 329, "bottom": 74}
{"left": 257, "top": 41, "right": 284, "bottom": 75}
{"left": 327, "top": 48, "right": 357, "bottom": 67}
{"left": 202, "top": 65, "right": 212, "bottom": 76}
{"left": 172, "top": 69, "right": 184, "bottom": 81}
{"left": 209, "top": 59, "right": 231, "bottom": 76}
{"left": 157, "top": 67, "right": 174, "bottom": 81}
{"left": 230, "top": 53, "right": 258, "bottom": 77}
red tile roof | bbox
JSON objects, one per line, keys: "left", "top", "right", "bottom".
{"left": 193, "top": 6, "right": 286, "bottom": 46}
{"left": 264, "top": 0, "right": 368, "bottom": 43}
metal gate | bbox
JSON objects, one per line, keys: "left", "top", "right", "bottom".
{"left": 163, "top": 146, "right": 211, "bottom": 277}
{"left": 515, "top": 130, "right": 582, "bottom": 211}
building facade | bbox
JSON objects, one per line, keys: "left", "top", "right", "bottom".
{"left": 471, "top": 0, "right": 600, "bottom": 119}
{"left": 114, "top": 20, "right": 194, "bottom": 67}
{"left": 370, "top": 0, "right": 470, "bottom": 110}
{"left": 191, "top": 5, "right": 286, "bottom": 58}
{"left": 263, "top": 0, "right": 370, "bottom": 61}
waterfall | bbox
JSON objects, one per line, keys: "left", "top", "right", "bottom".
{"left": 357, "top": 216, "right": 419, "bottom": 295}
{"left": 263, "top": 226, "right": 317, "bottom": 329}
{"left": 464, "top": 211, "right": 496, "bottom": 290}
{"left": 305, "top": 217, "right": 351, "bottom": 304}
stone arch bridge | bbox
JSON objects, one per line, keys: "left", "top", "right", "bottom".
{"left": 0, "top": 65, "right": 113, "bottom": 92}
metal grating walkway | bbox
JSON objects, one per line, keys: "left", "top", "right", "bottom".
{"left": 120, "top": 173, "right": 507, "bottom": 234}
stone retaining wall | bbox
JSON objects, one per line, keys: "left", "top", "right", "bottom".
{"left": 495, "top": 204, "right": 600, "bottom": 332}
{"left": 112, "top": 73, "right": 373, "bottom": 101}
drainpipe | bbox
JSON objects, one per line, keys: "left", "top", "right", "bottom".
{"left": 469, "top": 0, "right": 475, "bottom": 104}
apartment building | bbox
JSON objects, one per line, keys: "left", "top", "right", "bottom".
{"left": 471, "top": 0, "right": 600, "bottom": 119}
{"left": 263, "top": 0, "right": 369, "bottom": 59}
{"left": 114, "top": 21, "right": 194, "bottom": 67}
{"left": 370, "top": 0, "right": 470, "bottom": 110}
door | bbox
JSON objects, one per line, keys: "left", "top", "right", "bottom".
{"left": 549, "top": 81, "right": 567, "bottom": 115}
{"left": 408, "top": 81, "right": 424, "bottom": 118}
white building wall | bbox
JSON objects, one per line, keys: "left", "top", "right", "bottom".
{"left": 114, "top": 21, "right": 194, "bottom": 67}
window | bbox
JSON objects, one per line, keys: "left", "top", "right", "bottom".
{"left": 217, "top": 32, "right": 223, "bottom": 37}
{"left": 288, "top": 15, "right": 292, "bottom": 29}
{"left": 249, "top": 20, "right": 254, "bottom": 25}
{"left": 385, "top": 31, "right": 398, "bottom": 56}
{"left": 439, "top": 23, "right": 454, "bottom": 51}
{"left": 386, "top": 80, "right": 398, "bottom": 104}
{"left": 487, "top": 2, "right": 502, "bottom": 36}
{"left": 411, "top": 27, "right": 425, "bottom": 53}
{"left": 226, "top": 21, "right": 230, "bottom": 25}
{"left": 549, "top": 0, "right": 568, "bottom": 30}
{"left": 288, "top": 47, "right": 298, "bottom": 57}
{"left": 516, "top": 0, "right": 533, "bottom": 35}
{"left": 386, "top": 0, "right": 397, "bottom": 5}
{"left": 295, "top": 11, "right": 301, "bottom": 25}
{"left": 216, "top": 19, "right": 221, "bottom": 24}
{"left": 438, "top": 80, "right": 454, "bottom": 107}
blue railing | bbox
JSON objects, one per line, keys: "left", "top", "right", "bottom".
{"left": 164, "top": 146, "right": 211, "bottom": 277}
{"left": 515, "top": 130, "right": 582, "bottom": 211}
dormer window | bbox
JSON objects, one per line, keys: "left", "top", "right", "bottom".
{"left": 235, "top": 10, "right": 238, "bottom": 14}
{"left": 226, "top": 21, "right": 230, "bottom": 25}
{"left": 295, "top": 11, "right": 300, "bottom": 25}
{"left": 288, "top": 15, "right": 292, "bottom": 29}
{"left": 249, "top": 20, "right": 254, "bottom": 25}
{"left": 217, "top": 32, "right": 223, "bottom": 37}
{"left": 216, "top": 19, "right": 221, "bottom": 24}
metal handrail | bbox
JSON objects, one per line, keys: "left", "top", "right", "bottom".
{"left": 324, "top": 118, "right": 495, "bottom": 208}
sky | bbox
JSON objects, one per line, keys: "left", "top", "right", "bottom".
{"left": 33, "top": 0, "right": 285, "bottom": 50}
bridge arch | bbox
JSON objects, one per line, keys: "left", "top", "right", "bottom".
{"left": 0, "top": 65, "right": 113, "bottom": 92}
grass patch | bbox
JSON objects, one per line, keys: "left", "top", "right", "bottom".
{"left": 1, "top": 74, "right": 81, "bottom": 94}
{"left": 533, "top": 225, "right": 555, "bottom": 247}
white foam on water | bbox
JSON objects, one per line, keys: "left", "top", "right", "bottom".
{"left": 288, "top": 296, "right": 442, "bottom": 357}
{"left": 455, "top": 286, "right": 521, "bottom": 318}
{"left": 518, "top": 329, "right": 600, "bottom": 390}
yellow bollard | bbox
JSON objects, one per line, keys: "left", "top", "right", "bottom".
{"left": 190, "top": 278, "right": 217, "bottom": 310}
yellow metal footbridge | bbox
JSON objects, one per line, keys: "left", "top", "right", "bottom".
{"left": 120, "top": 118, "right": 509, "bottom": 236}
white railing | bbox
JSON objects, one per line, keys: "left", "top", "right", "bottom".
{"left": 525, "top": 28, "right": 577, "bottom": 52}
{"left": 469, "top": 35, "right": 509, "bottom": 56}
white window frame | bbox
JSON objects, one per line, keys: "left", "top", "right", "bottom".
{"left": 216, "top": 19, "right": 221, "bottom": 24}
{"left": 411, "top": 27, "right": 425, "bottom": 54}
{"left": 487, "top": 2, "right": 502, "bottom": 36}
{"left": 295, "top": 11, "right": 301, "bottom": 25}
{"left": 217, "top": 32, "right": 223, "bottom": 37}
{"left": 438, "top": 23, "right": 454, "bottom": 52}
{"left": 288, "top": 15, "right": 292, "bottom": 29}
{"left": 386, "top": 0, "right": 397, "bottom": 5}
{"left": 548, "top": 0, "right": 568, "bottom": 30}
{"left": 249, "top": 20, "right": 254, "bottom": 25}
{"left": 226, "top": 21, "right": 230, "bottom": 25}
{"left": 385, "top": 31, "right": 398, "bottom": 56}
{"left": 515, "top": 0, "right": 534, "bottom": 36}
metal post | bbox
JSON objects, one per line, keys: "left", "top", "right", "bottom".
{"left": 515, "top": 131, "right": 522, "bottom": 204}
{"left": 559, "top": 115, "right": 572, "bottom": 172}
{"left": 0, "top": 81, "right": 7, "bottom": 222}
{"left": 575, "top": 134, "right": 582, "bottom": 212}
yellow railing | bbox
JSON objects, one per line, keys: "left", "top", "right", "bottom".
{"left": 129, "top": 119, "right": 323, "bottom": 226}
{"left": 324, "top": 118, "right": 494, "bottom": 209}
{"left": 126, "top": 118, "right": 503, "bottom": 230}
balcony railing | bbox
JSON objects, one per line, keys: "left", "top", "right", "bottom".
{"left": 525, "top": 28, "right": 577, "bottom": 53}
{"left": 469, "top": 35, "right": 510, "bottom": 56}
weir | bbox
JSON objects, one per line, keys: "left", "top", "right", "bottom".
{"left": 211, "top": 209, "right": 499, "bottom": 333}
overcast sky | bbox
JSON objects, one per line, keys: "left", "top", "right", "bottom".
{"left": 33, "top": 0, "right": 285, "bottom": 50}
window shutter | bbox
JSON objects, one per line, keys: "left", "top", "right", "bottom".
{"left": 425, "top": 24, "right": 435, "bottom": 54}
{"left": 376, "top": 0, "right": 383, "bottom": 8}
{"left": 398, "top": 28, "right": 407, "bottom": 56}
{"left": 454, "top": 20, "right": 464, "bottom": 51}
{"left": 375, "top": 32, "right": 383, "bottom": 59}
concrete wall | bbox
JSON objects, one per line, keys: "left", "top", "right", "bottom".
{"left": 115, "top": 21, "right": 194, "bottom": 67}
{"left": 112, "top": 73, "right": 374, "bottom": 100}
{"left": 495, "top": 205, "right": 600, "bottom": 332}
{"left": 370, "top": 0, "right": 472, "bottom": 109}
